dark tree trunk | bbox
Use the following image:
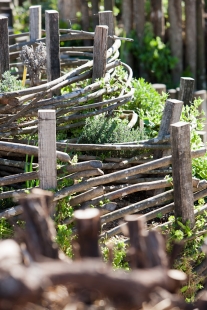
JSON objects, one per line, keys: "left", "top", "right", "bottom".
{"left": 168, "top": 0, "right": 183, "bottom": 87}
{"left": 196, "top": 0, "right": 206, "bottom": 90}
{"left": 185, "top": 0, "right": 196, "bottom": 82}
{"left": 91, "top": 0, "right": 99, "bottom": 30}
{"left": 150, "top": 0, "right": 164, "bottom": 39}
{"left": 122, "top": 0, "right": 133, "bottom": 67}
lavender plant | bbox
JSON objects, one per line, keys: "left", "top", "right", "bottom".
{"left": 20, "top": 42, "right": 47, "bottom": 86}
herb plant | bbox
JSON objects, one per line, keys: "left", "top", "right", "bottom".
{"left": 78, "top": 113, "right": 147, "bottom": 144}
{"left": 0, "top": 71, "right": 23, "bottom": 92}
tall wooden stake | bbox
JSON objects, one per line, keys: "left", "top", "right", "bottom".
{"left": 92, "top": 25, "right": 108, "bottom": 82}
{"left": 171, "top": 122, "right": 195, "bottom": 228}
{"left": 99, "top": 10, "right": 114, "bottom": 48}
{"left": 0, "top": 16, "right": 9, "bottom": 79}
{"left": 45, "top": 10, "right": 60, "bottom": 83}
{"left": 179, "top": 77, "right": 195, "bottom": 106}
{"left": 38, "top": 109, "right": 57, "bottom": 192}
{"left": 29, "top": 5, "right": 42, "bottom": 40}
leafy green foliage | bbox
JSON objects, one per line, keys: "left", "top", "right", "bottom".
{"left": 124, "top": 23, "right": 177, "bottom": 88}
{"left": 0, "top": 218, "right": 14, "bottom": 239}
{"left": 164, "top": 213, "right": 207, "bottom": 302}
{"left": 78, "top": 113, "right": 147, "bottom": 144}
{"left": 125, "top": 78, "right": 168, "bottom": 137}
{"left": 102, "top": 237, "right": 129, "bottom": 270}
{"left": 0, "top": 71, "right": 23, "bottom": 92}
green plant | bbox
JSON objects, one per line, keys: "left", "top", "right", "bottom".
{"left": 0, "top": 71, "right": 23, "bottom": 92}
{"left": 0, "top": 218, "right": 14, "bottom": 239}
{"left": 165, "top": 213, "right": 207, "bottom": 302}
{"left": 124, "top": 23, "right": 178, "bottom": 88}
{"left": 102, "top": 237, "right": 129, "bottom": 270}
{"left": 78, "top": 113, "right": 147, "bottom": 144}
{"left": 125, "top": 78, "right": 168, "bottom": 137}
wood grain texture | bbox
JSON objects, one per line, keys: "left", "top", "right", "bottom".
{"left": 38, "top": 109, "right": 57, "bottom": 190}
{"left": 171, "top": 121, "right": 195, "bottom": 228}
{"left": 45, "top": 10, "right": 60, "bottom": 83}
{"left": 92, "top": 25, "right": 108, "bottom": 82}
{"left": 0, "top": 16, "right": 9, "bottom": 78}
{"left": 29, "top": 5, "right": 42, "bottom": 40}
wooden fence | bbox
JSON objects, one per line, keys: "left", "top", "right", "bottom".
{"left": 2, "top": 188, "right": 207, "bottom": 309}
{"left": 0, "top": 6, "right": 207, "bottom": 241}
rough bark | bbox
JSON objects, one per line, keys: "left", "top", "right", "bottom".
{"left": 168, "top": 0, "right": 183, "bottom": 87}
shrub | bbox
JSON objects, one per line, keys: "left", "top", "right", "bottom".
{"left": 78, "top": 113, "right": 147, "bottom": 144}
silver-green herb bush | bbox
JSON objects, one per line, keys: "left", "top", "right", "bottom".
{"left": 0, "top": 71, "right": 23, "bottom": 92}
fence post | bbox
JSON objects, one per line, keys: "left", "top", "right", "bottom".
{"left": 152, "top": 83, "right": 166, "bottom": 95}
{"left": 194, "top": 90, "right": 207, "bottom": 143}
{"left": 155, "top": 99, "right": 183, "bottom": 158}
{"left": 45, "top": 10, "right": 60, "bottom": 84}
{"left": 92, "top": 25, "right": 108, "bottom": 83}
{"left": 179, "top": 77, "right": 195, "bottom": 106}
{"left": 0, "top": 16, "right": 9, "bottom": 79}
{"left": 74, "top": 208, "right": 100, "bottom": 258}
{"left": 38, "top": 109, "right": 57, "bottom": 193}
{"left": 171, "top": 121, "right": 195, "bottom": 228}
{"left": 29, "top": 5, "right": 42, "bottom": 40}
{"left": 153, "top": 99, "right": 183, "bottom": 196}
{"left": 99, "top": 10, "right": 114, "bottom": 48}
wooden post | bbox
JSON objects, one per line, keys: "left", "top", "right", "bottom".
{"left": 99, "top": 10, "right": 114, "bottom": 48}
{"left": 171, "top": 121, "right": 195, "bottom": 228}
{"left": 196, "top": 0, "right": 206, "bottom": 90}
{"left": 92, "top": 25, "right": 108, "bottom": 82}
{"left": 45, "top": 10, "right": 60, "bottom": 83}
{"left": 0, "top": 16, "right": 9, "bottom": 79}
{"left": 29, "top": 5, "right": 42, "bottom": 40}
{"left": 126, "top": 215, "right": 168, "bottom": 269}
{"left": 155, "top": 99, "right": 184, "bottom": 156}
{"left": 38, "top": 110, "right": 57, "bottom": 191}
{"left": 168, "top": 89, "right": 177, "bottom": 99}
{"left": 74, "top": 208, "right": 100, "bottom": 258}
{"left": 152, "top": 83, "right": 166, "bottom": 95}
{"left": 150, "top": 0, "right": 165, "bottom": 39}
{"left": 179, "top": 77, "right": 195, "bottom": 106}
{"left": 153, "top": 99, "right": 183, "bottom": 195}
{"left": 185, "top": 0, "right": 196, "bottom": 81}
{"left": 194, "top": 90, "right": 207, "bottom": 143}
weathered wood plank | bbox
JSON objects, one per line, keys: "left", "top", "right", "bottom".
{"left": 38, "top": 109, "right": 57, "bottom": 190}
{"left": 171, "top": 121, "right": 195, "bottom": 227}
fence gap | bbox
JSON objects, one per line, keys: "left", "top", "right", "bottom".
{"left": 38, "top": 109, "right": 57, "bottom": 193}
{"left": 29, "top": 5, "right": 42, "bottom": 40}
{"left": 99, "top": 10, "right": 114, "bottom": 48}
{"left": 179, "top": 77, "right": 195, "bottom": 106}
{"left": 0, "top": 16, "right": 9, "bottom": 79}
{"left": 171, "top": 121, "right": 195, "bottom": 228}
